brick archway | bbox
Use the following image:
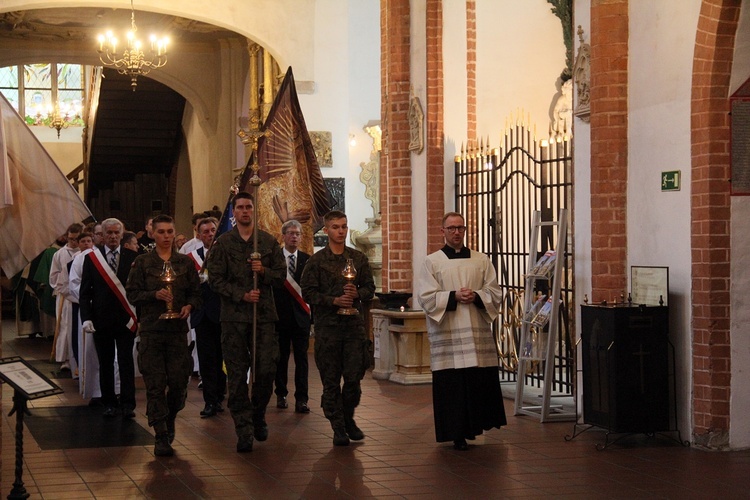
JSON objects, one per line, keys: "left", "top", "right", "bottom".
{"left": 690, "top": 0, "right": 740, "bottom": 448}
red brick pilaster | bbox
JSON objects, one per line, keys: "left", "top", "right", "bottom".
{"left": 381, "top": 0, "right": 413, "bottom": 291}
{"left": 589, "top": 0, "right": 628, "bottom": 302}
{"left": 690, "top": 0, "right": 739, "bottom": 448}
{"left": 466, "top": 0, "right": 476, "bottom": 142}
{"left": 425, "top": 0, "right": 445, "bottom": 252}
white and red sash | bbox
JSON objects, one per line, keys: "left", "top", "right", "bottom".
{"left": 88, "top": 247, "right": 138, "bottom": 332}
{"left": 284, "top": 274, "right": 311, "bottom": 316}
{"left": 188, "top": 248, "right": 204, "bottom": 272}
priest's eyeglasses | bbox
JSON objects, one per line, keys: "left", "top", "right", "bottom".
{"left": 443, "top": 225, "right": 467, "bottom": 233}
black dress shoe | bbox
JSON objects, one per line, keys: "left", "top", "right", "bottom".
{"left": 200, "top": 404, "right": 217, "bottom": 418}
{"left": 122, "top": 408, "right": 136, "bottom": 419}
{"left": 277, "top": 396, "right": 288, "bottom": 409}
{"left": 453, "top": 438, "right": 469, "bottom": 451}
{"left": 295, "top": 402, "right": 310, "bottom": 414}
{"left": 103, "top": 407, "right": 117, "bottom": 418}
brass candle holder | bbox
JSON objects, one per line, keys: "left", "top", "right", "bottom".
{"left": 337, "top": 258, "right": 358, "bottom": 316}
{"left": 159, "top": 261, "right": 181, "bottom": 319}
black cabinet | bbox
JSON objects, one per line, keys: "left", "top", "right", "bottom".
{"left": 581, "top": 305, "right": 670, "bottom": 433}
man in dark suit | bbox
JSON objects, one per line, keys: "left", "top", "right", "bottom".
{"left": 80, "top": 218, "right": 139, "bottom": 418}
{"left": 273, "top": 220, "right": 312, "bottom": 413}
{"left": 188, "top": 217, "right": 226, "bottom": 418}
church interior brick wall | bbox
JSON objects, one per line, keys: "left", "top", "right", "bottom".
{"left": 690, "top": 0, "right": 739, "bottom": 447}
{"left": 381, "top": 0, "right": 413, "bottom": 292}
{"left": 466, "top": 0, "right": 477, "bottom": 142}
{"left": 426, "top": 0, "right": 446, "bottom": 253}
{"left": 589, "top": 0, "right": 628, "bottom": 302}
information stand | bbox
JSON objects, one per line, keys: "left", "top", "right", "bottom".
{"left": 0, "top": 356, "right": 63, "bottom": 499}
{"left": 513, "top": 209, "right": 574, "bottom": 422}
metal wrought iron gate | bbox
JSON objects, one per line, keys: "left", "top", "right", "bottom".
{"left": 454, "top": 122, "right": 574, "bottom": 394}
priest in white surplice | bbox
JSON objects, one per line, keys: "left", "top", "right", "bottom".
{"left": 417, "top": 212, "right": 507, "bottom": 450}
{"left": 68, "top": 229, "right": 101, "bottom": 400}
{"left": 49, "top": 222, "right": 83, "bottom": 371}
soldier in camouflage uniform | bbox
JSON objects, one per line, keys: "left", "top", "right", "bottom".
{"left": 300, "top": 210, "right": 375, "bottom": 446}
{"left": 126, "top": 215, "right": 202, "bottom": 457}
{"left": 206, "top": 192, "right": 286, "bottom": 452}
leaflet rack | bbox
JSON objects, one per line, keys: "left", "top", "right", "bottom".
{"left": 513, "top": 209, "right": 574, "bottom": 422}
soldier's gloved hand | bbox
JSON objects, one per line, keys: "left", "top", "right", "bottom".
{"left": 82, "top": 320, "right": 96, "bottom": 334}
{"left": 199, "top": 271, "right": 209, "bottom": 284}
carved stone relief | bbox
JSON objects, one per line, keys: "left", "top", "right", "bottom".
{"left": 350, "top": 122, "right": 383, "bottom": 291}
{"left": 408, "top": 96, "right": 424, "bottom": 154}
{"left": 309, "top": 131, "right": 333, "bottom": 167}
{"left": 573, "top": 25, "right": 591, "bottom": 123}
{"left": 550, "top": 80, "right": 573, "bottom": 136}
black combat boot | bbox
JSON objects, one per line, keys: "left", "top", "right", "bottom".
{"left": 344, "top": 408, "right": 365, "bottom": 441}
{"left": 333, "top": 426, "right": 350, "bottom": 446}
{"left": 154, "top": 432, "right": 174, "bottom": 457}
{"left": 166, "top": 416, "right": 176, "bottom": 444}
{"left": 236, "top": 434, "right": 253, "bottom": 452}
{"left": 253, "top": 411, "right": 268, "bottom": 442}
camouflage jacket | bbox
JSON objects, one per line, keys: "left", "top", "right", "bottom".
{"left": 205, "top": 226, "right": 285, "bottom": 323}
{"left": 300, "top": 246, "right": 375, "bottom": 330}
{"left": 126, "top": 250, "right": 201, "bottom": 334}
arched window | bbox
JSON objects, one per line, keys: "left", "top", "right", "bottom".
{"left": 0, "top": 63, "right": 85, "bottom": 127}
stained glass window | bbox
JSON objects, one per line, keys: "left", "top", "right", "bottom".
{"left": 0, "top": 63, "right": 85, "bottom": 127}
{"left": 0, "top": 66, "right": 19, "bottom": 111}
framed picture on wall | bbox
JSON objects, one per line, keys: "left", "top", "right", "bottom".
{"left": 631, "top": 266, "right": 669, "bottom": 306}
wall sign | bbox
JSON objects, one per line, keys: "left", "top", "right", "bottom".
{"left": 661, "top": 171, "right": 681, "bottom": 191}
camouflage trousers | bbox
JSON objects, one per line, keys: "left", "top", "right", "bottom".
{"left": 221, "top": 321, "right": 279, "bottom": 437}
{"left": 137, "top": 331, "right": 192, "bottom": 429}
{"left": 314, "top": 330, "right": 369, "bottom": 428}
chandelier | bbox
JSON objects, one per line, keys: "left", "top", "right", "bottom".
{"left": 96, "top": 0, "right": 169, "bottom": 90}
{"left": 33, "top": 101, "right": 83, "bottom": 139}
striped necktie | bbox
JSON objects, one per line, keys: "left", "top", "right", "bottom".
{"left": 109, "top": 249, "right": 118, "bottom": 271}
{"left": 288, "top": 254, "right": 295, "bottom": 276}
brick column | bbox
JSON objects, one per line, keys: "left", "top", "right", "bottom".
{"left": 466, "top": 0, "right": 477, "bottom": 142}
{"left": 381, "top": 0, "right": 413, "bottom": 291}
{"left": 589, "top": 0, "right": 628, "bottom": 302}
{"left": 425, "top": 0, "right": 445, "bottom": 252}
{"left": 690, "top": 0, "right": 739, "bottom": 448}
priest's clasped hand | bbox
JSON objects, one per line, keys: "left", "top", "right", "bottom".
{"left": 456, "top": 287, "right": 475, "bottom": 304}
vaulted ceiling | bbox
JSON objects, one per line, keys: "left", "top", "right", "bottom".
{"left": 0, "top": 7, "right": 245, "bottom": 202}
{"left": 0, "top": 8, "right": 244, "bottom": 46}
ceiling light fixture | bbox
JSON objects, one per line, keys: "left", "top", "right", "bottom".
{"left": 96, "top": 0, "right": 169, "bottom": 90}
{"left": 34, "top": 101, "right": 82, "bottom": 138}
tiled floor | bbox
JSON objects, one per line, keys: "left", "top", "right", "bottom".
{"left": 2, "top": 319, "right": 750, "bottom": 499}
